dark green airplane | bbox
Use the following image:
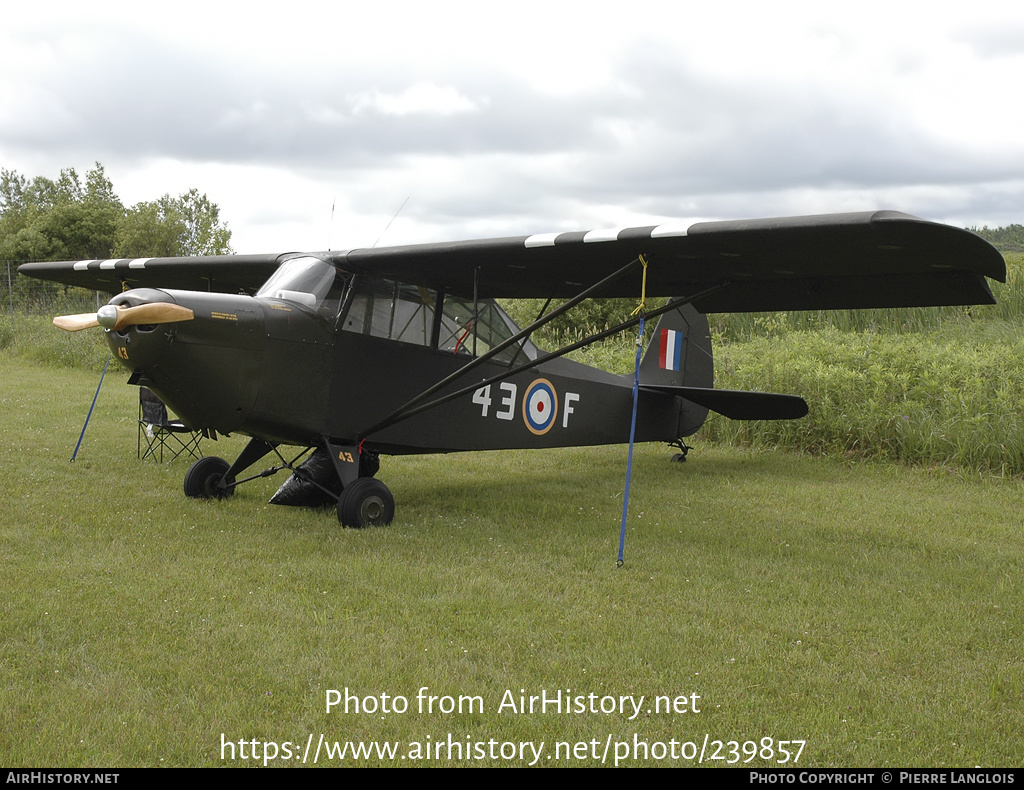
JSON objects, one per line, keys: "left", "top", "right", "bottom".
{"left": 21, "top": 211, "right": 1004, "bottom": 527}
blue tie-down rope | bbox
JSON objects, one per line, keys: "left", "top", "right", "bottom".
{"left": 617, "top": 315, "right": 645, "bottom": 566}
{"left": 71, "top": 356, "right": 110, "bottom": 462}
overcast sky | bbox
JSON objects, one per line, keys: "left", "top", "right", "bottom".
{"left": 3, "top": 0, "right": 1023, "bottom": 253}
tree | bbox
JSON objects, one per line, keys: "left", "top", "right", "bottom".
{"left": 0, "top": 164, "right": 122, "bottom": 263}
{"left": 114, "top": 200, "right": 182, "bottom": 259}
{"left": 115, "top": 189, "right": 232, "bottom": 258}
{"left": 971, "top": 224, "right": 1024, "bottom": 254}
{"left": 1, "top": 163, "right": 233, "bottom": 265}
{"left": 3, "top": 163, "right": 234, "bottom": 312}
{"left": 0, "top": 169, "right": 29, "bottom": 215}
{"left": 176, "top": 189, "right": 232, "bottom": 256}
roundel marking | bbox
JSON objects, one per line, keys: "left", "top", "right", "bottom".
{"left": 523, "top": 378, "right": 558, "bottom": 435}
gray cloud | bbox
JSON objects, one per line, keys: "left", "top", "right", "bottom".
{"left": 3, "top": 4, "right": 1021, "bottom": 249}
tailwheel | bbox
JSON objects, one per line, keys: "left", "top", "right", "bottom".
{"left": 337, "top": 477, "right": 394, "bottom": 528}
{"left": 669, "top": 439, "right": 692, "bottom": 463}
{"left": 184, "top": 456, "right": 236, "bottom": 499}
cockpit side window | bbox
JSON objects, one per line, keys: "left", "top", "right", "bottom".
{"left": 341, "top": 278, "right": 438, "bottom": 346}
{"left": 340, "top": 276, "right": 538, "bottom": 363}
{"left": 439, "top": 296, "right": 537, "bottom": 364}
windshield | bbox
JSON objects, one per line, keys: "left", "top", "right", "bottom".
{"left": 256, "top": 257, "right": 350, "bottom": 318}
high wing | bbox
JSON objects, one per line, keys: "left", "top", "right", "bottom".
{"left": 19, "top": 211, "right": 1004, "bottom": 312}
{"left": 349, "top": 210, "right": 1004, "bottom": 310}
{"left": 18, "top": 253, "right": 286, "bottom": 296}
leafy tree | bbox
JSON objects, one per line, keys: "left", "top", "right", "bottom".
{"left": 175, "top": 189, "right": 232, "bottom": 256}
{"left": 85, "top": 165, "right": 119, "bottom": 207}
{"left": 4, "top": 163, "right": 233, "bottom": 313}
{"left": 115, "top": 189, "right": 232, "bottom": 258}
{"left": 0, "top": 164, "right": 122, "bottom": 263}
{"left": 114, "top": 200, "right": 183, "bottom": 259}
{"left": 1, "top": 163, "right": 233, "bottom": 265}
{"left": 0, "top": 169, "right": 29, "bottom": 215}
{"left": 971, "top": 224, "right": 1024, "bottom": 254}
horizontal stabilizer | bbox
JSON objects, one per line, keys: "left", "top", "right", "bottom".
{"left": 642, "top": 385, "right": 809, "bottom": 421}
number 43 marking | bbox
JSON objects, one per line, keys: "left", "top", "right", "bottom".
{"left": 473, "top": 383, "right": 579, "bottom": 428}
{"left": 473, "top": 382, "right": 517, "bottom": 420}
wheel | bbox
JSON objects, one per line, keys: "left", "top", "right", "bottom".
{"left": 337, "top": 478, "right": 394, "bottom": 527}
{"left": 184, "top": 456, "right": 235, "bottom": 499}
{"left": 670, "top": 453, "right": 687, "bottom": 463}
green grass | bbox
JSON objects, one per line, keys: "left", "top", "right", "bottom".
{"left": 1, "top": 313, "right": 109, "bottom": 371}
{"left": 2, "top": 358, "right": 1022, "bottom": 767}
{"left": 509, "top": 305, "right": 1024, "bottom": 476}
{"left": 704, "top": 326, "right": 1024, "bottom": 474}
{"left": 707, "top": 253, "right": 1024, "bottom": 341}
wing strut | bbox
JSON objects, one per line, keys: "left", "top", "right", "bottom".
{"left": 355, "top": 256, "right": 647, "bottom": 440}
{"left": 356, "top": 280, "right": 732, "bottom": 442}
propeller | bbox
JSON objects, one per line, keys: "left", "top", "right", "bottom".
{"left": 54, "top": 303, "right": 194, "bottom": 332}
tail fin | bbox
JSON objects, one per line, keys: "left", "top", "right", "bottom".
{"left": 640, "top": 301, "right": 808, "bottom": 428}
{"left": 639, "top": 302, "right": 714, "bottom": 389}
{"left": 639, "top": 303, "right": 714, "bottom": 435}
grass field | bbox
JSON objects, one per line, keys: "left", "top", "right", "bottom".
{"left": 2, "top": 357, "right": 1022, "bottom": 767}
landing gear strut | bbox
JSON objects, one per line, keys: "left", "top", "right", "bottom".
{"left": 181, "top": 436, "right": 394, "bottom": 527}
{"left": 323, "top": 440, "right": 392, "bottom": 528}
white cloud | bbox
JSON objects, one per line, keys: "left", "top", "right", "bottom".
{"left": 349, "top": 82, "right": 485, "bottom": 117}
{"left": 3, "top": 0, "right": 1023, "bottom": 251}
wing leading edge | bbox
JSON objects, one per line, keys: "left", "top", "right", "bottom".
{"left": 18, "top": 211, "right": 1004, "bottom": 312}
{"left": 17, "top": 253, "right": 288, "bottom": 295}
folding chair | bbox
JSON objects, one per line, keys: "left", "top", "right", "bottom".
{"left": 138, "top": 387, "right": 203, "bottom": 462}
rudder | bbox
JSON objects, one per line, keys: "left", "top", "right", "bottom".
{"left": 639, "top": 302, "right": 714, "bottom": 390}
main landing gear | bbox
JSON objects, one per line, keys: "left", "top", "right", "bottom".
{"left": 182, "top": 437, "right": 394, "bottom": 527}
{"left": 183, "top": 456, "right": 236, "bottom": 499}
{"left": 336, "top": 477, "right": 395, "bottom": 527}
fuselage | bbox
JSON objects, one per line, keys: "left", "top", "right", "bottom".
{"left": 103, "top": 261, "right": 710, "bottom": 454}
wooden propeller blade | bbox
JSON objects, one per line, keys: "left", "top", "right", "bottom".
{"left": 53, "top": 313, "right": 101, "bottom": 331}
{"left": 109, "top": 302, "right": 194, "bottom": 330}
{"left": 54, "top": 303, "right": 194, "bottom": 332}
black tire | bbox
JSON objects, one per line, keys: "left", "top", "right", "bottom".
{"left": 184, "top": 456, "right": 235, "bottom": 499}
{"left": 337, "top": 477, "right": 394, "bottom": 527}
